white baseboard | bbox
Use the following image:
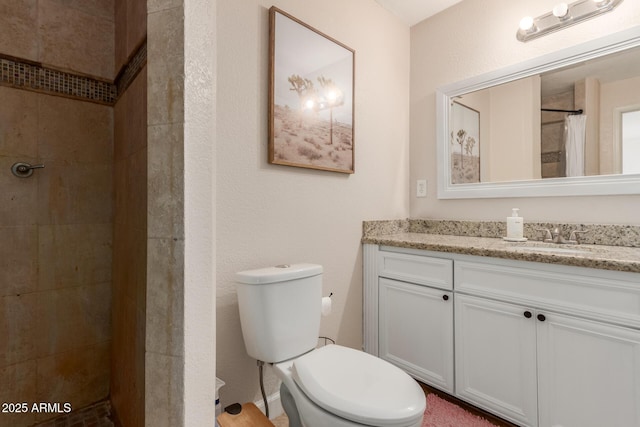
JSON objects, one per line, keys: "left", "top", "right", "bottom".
{"left": 254, "top": 390, "right": 283, "bottom": 420}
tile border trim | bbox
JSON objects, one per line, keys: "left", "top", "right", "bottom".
{"left": 0, "top": 54, "right": 116, "bottom": 104}
{"left": 115, "top": 39, "right": 147, "bottom": 101}
{"left": 0, "top": 40, "right": 147, "bottom": 105}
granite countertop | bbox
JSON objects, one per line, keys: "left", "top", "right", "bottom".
{"left": 362, "top": 228, "right": 640, "bottom": 274}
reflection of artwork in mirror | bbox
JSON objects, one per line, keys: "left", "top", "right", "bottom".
{"left": 622, "top": 109, "right": 640, "bottom": 174}
{"left": 268, "top": 7, "right": 355, "bottom": 174}
{"left": 450, "top": 102, "right": 480, "bottom": 183}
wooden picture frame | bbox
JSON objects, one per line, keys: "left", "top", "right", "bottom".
{"left": 268, "top": 7, "right": 355, "bottom": 174}
{"left": 450, "top": 101, "right": 480, "bottom": 183}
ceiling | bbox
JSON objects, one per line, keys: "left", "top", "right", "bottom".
{"left": 375, "top": 0, "right": 464, "bottom": 26}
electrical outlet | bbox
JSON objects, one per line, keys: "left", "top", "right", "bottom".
{"left": 416, "top": 179, "right": 427, "bottom": 197}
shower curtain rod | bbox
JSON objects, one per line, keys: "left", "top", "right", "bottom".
{"left": 541, "top": 108, "right": 583, "bottom": 115}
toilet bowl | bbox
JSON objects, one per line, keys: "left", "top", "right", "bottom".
{"left": 236, "top": 264, "right": 425, "bottom": 427}
{"left": 273, "top": 345, "right": 425, "bottom": 427}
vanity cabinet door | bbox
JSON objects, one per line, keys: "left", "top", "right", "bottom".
{"left": 378, "top": 277, "right": 454, "bottom": 393}
{"left": 455, "top": 294, "right": 538, "bottom": 427}
{"left": 536, "top": 312, "right": 640, "bottom": 427}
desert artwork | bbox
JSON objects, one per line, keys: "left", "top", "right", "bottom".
{"left": 450, "top": 102, "right": 480, "bottom": 183}
{"left": 269, "top": 8, "right": 355, "bottom": 173}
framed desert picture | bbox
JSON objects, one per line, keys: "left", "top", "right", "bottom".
{"left": 268, "top": 7, "right": 355, "bottom": 174}
{"left": 450, "top": 101, "right": 480, "bottom": 183}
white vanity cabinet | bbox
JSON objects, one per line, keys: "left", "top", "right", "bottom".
{"left": 454, "top": 294, "right": 538, "bottom": 426}
{"left": 536, "top": 311, "right": 640, "bottom": 427}
{"left": 455, "top": 259, "right": 640, "bottom": 427}
{"left": 363, "top": 244, "right": 640, "bottom": 427}
{"left": 374, "top": 250, "right": 455, "bottom": 393}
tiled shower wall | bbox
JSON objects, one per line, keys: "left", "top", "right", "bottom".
{"left": 0, "top": 1, "right": 114, "bottom": 426}
{"left": 0, "top": 0, "right": 114, "bottom": 80}
{"left": 111, "top": 1, "right": 147, "bottom": 426}
{"left": 541, "top": 90, "right": 574, "bottom": 178}
{"left": 111, "top": 67, "right": 146, "bottom": 427}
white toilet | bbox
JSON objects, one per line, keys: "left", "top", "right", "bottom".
{"left": 236, "top": 263, "right": 425, "bottom": 427}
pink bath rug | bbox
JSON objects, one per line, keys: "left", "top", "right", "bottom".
{"left": 422, "top": 393, "right": 497, "bottom": 427}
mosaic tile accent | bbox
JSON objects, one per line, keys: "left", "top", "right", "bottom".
{"left": 0, "top": 40, "right": 146, "bottom": 105}
{"left": 541, "top": 150, "right": 562, "bottom": 164}
{"left": 0, "top": 55, "right": 116, "bottom": 104}
{"left": 115, "top": 40, "right": 147, "bottom": 99}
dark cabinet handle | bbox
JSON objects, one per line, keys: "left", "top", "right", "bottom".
{"left": 537, "top": 314, "right": 546, "bottom": 322}
{"left": 524, "top": 311, "right": 532, "bottom": 318}
{"left": 442, "top": 294, "right": 449, "bottom": 301}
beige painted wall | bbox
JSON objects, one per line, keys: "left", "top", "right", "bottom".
{"left": 487, "top": 77, "right": 541, "bottom": 182}
{"left": 600, "top": 75, "right": 640, "bottom": 174}
{"left": 411, "top": 0, "right": 640, "bottom": 224}
{"left": 216, "top": 0, "right": 409, "bottom": 406}
{"left": 461, "top": 76, "right": 541, "bottom": 182}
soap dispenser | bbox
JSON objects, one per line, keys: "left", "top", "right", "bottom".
{"left": 504, "top": 208, "right": 526, "bottom": 241}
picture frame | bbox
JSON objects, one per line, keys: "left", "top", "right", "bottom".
{"left": 268, "top": 7, "right": 355, "bottom": 174}
{"left": 450, "top": 101, "right": 480, "bottom": 183}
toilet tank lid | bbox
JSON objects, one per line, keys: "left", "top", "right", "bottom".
{"left": 236, "top": 263, "right": 322, "bottom": 285}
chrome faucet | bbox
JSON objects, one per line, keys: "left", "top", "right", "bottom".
{"left": 551, "top": 227, "right": 565, "bottom": 244}
{"left": 537, "top": 227, "right": 588, "bottom": 244}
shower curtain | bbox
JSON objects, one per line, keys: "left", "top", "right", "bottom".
{"left": 565, "top": 114, "right": 587, "bottom": 177}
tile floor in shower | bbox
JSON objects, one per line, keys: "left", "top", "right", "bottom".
{"left": 33, "top": 400, "right": 113, "bottom": 427}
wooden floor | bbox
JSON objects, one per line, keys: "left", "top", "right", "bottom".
{"left": 270, "top": 381, "right": 519, "bottom": 427}
{"left": 217, "top": 403, "right": 276, "bottom": 427}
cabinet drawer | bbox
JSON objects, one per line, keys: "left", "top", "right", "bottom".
{"left": 455, "top": 260, "right": 640, "bottom": 328}
{"left": 378, "top": 251, "right": 452, "bottom": 290}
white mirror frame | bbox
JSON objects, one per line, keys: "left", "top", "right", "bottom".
{"left": 436, "top": 26, "right": 640, "bottom": 199}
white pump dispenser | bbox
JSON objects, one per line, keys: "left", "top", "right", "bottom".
{"left": 505, "top": 208, "right": 526, "bottom": 241}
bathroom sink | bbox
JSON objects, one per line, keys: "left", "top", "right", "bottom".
{"left": 505, "top": 241, "right": 600, "bottom": 256}
{"left": 510, "top": 246, "right": 591, "bottom": 255}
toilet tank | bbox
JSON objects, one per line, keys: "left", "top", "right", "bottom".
{"left": 236, "top": 264, "right": 323, "bottom": 363}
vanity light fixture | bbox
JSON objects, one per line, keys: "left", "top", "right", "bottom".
{"left": 519, "top": 16, "right": 536, "bottom": 32}
{"left": 552, "top": 3, "right": 569, "bottom": 19}
{"left": 517, "top": 0, "right": 623, "bottom": 42}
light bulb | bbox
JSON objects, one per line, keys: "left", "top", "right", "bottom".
{"left": 553, "top": 3, "right": 569, "bottom": 18}
{"left": 519, "top": 16, "right": 535, "bottom": 31}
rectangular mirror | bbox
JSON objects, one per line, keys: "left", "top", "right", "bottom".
{"left": 436, "top": 26, "right": 640, "bottom": 199}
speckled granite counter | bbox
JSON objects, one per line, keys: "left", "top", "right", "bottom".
{"left": 362, "top": 220, "right": 640, "bottom": 274}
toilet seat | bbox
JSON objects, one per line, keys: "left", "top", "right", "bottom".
{"left": 292, "top": 345, "right": 425, "bottom": 427}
